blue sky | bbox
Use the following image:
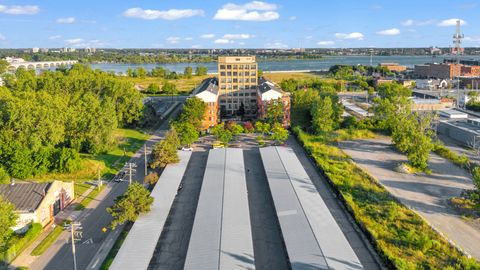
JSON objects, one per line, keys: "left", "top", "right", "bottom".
{"left": 0, "top": 0, "right": 478, "bottom": 48}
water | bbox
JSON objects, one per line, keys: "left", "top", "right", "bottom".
{"left": 90, "top": 55, "right": 480, "bottom": 74}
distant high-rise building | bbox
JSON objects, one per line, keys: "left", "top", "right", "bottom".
{"left": 32, "top": 47, "right": 39, "bottom": 53}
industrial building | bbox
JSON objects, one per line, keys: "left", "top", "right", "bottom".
{"left": 260, "top": 147, "right": 363, "bottom": 270}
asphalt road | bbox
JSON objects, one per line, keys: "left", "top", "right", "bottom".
{"left": 340, "top": 137, "right": 480, "bottom": 260}
{"left": 28, "top": 104, "right": 182, "bottom": 270}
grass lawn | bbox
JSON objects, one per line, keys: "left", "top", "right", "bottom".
{"left": 294, "top": 127, "right": 480, "bottom": 269}
{"left": 122, "top": 75, "right": 210, "bottom": 94}
{"left": 262, "top": 71, "right": 325, "bottom": 84}
{"left": 74, "top": 184, "right": 106, "bottom": 210}
{"left": 33, "top": 128, "right": 149, "bottom": 183}
{"left": 30, "top": 226, "right": 64, "bottom": 256}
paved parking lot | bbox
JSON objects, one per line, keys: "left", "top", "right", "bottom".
{"left": 148, "top": 134, "right": 383, "bottom": 270}
{"left": 339, "top": 137, "right": 480, "bottom": 260}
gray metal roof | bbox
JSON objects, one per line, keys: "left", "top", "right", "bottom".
{"left": 110, "top": 151, "right": 192, "bottom": 270}
{"left": 193, "top": 77, "right": 219, "bottom": 96}
{"left": 0, "top": 182, "right": 50, "bottom": 212}
{"left": 260, "top": 147, "right": 328, "bottom": 270}
{"left": 184, "top": 148, "right": 255, "bottom": 270}
{"left": 258, "top": 77, "right": 284, "bottom": 94}
{"left": 220, "top": 148, "right": 255, "bottom": 270}
{"left": 184, "top": 148, "right": 226, "bottom": 270}
{"left": 275, "top": 146, "right": 363, "bottom": 270}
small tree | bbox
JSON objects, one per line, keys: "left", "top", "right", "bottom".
{"left": 244, "top": 121, "right": 255, "bottom": 133}
{"left": 195, "top": 66, "right": 208, "bottom": 76}
{"left": 150, "top": 130, "right": 180, "bottom": 168}
{"left": 269, "top": 123, "right": 289, "bottom": 144}
{"left": 0, "top": 196, "right": 18, "bottom": 254}
{"left": 144, "top": 172, "right": 159, "bottom": 186}
{"left": 255, "top": 122, "right": 270, "bottom": 137}
{"left": 211, "top": 123, "right": 233, "bottom": 146}
{"left": 107, "top": 183, "right": 154, "bottom": 229}
{"left": 311, "top": 96, "right": 335, "bottom": 134}
{"left": 265, "top": 99, "right": 284, "bottom": 124}
{"left": 184, "top": 66, "right": 193, "bottom": 78}
{"left": 146, "top": 83, "right": 160, "bottom": 94}
{"left": 173, "top": 122, "right": 199, "bottom": 147}
{"left": 163, "top": 81, "right": 177, "bottom": 98}
{"left": 226, "top": 121, "right": 244, "bottom": 136}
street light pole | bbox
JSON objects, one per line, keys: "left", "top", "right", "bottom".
{"left": 129, "top": 163, "right": 132, "bottom": 185}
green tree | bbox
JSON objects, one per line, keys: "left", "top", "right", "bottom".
{"left": 226, "top": 121, "right": 244, "bottom": 136}
{"left": 0, "top": 196, "right": 17, "bottom": 253}
{"left": 269, "top": 123, "right": 289, "bottom": 144}
{"left": 292, "top": 88, "right": 320, "bottom": 128}
{"left": 184, "top": 66, "right": 193, "bottom": 78}
{"left": 265, "top": 99, "right": 284, "bottom": 124}
{"left": 150, "top": 130, "right": 179, "bottom": 168}
{"left": 311, "top": 96, "right": 335, "bottom": 134}
{"left": 195, "top": 66, "right": 208, "bottom": 76}
{"left": 127, "top": 68, "right": 133, "bottom": 77}
{"left": 258, "top": 69, "right": 264, "bottom": 77}
{"left": 146, "top": 83, "right": 160, "bottom": 94}
{"left": 255, "top": 121, "right": 270, "bottom": 136}
{"left": 180, "top": 97, "right": 207, "bottom": 131}
{"left": 135, "top": 67, "right": 147, "bottom": 79}
{"left": 0, "top": 166, "right": 10, "bottom": 184}
{"left": 107, "top": 183, "right": 153, "bottom": 229}
{"left": 163, "top": 81, "right": 177, "bottom": 98}
{"left": 0, "top": 60, "right": 8, "bottom": 74}
{"left": 172, "top": 122, "right": 199, "bottom": 147}
{"left": 211, "top": 122, "right": 233, "bottom": 146}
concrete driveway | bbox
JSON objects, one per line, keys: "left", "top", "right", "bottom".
{"left": 339, "top": 137, "right": 480, "bottom": 260}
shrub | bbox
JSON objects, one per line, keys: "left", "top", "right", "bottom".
{"left": 243, "top": 121, "right": 255, "bottom": 133}
{"left": 0, "top": 223, "right": 42, "bottom": 263}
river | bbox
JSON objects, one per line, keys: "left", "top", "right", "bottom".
{"left": 90, "top": 55, "right": 480, "bottom": 74}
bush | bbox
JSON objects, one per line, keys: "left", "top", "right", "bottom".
{"left": 0, "top": 223, "right": 42, "bottom": 263}
{"left": 243, "top": 121, "right": 255, "bottom": 133}
{"left": 433, "top": 142, "right": 471, "bottom": 169}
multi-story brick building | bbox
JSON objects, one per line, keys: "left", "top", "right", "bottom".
{"left": 379, "top": 62, "right": 407, "bottom": 73}
{"left": 193, "top": 77, "right": 220, "bottom": 130}
{"left": 414, "top": 63, "right": 462, "bottom": 79}
{"left": 461, "top": 66, "right": 480, "bottom": 77}
{"left": 217, "top": 56, "right": 258, "bottom": 117}
{"left": 257, "top": 78, "right": 291, "bottom": 127}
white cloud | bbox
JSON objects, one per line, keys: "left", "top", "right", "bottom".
{"left": 65, "top": 38, "right": 106, "bottom": 47}
{"left": 289, "top": 16, "right": 296, "bottom": 21}
{"left": 438, "top": 18, "right": 467, "bottom": 27}
{"left": 48, "top": 35, "right": 62, "bottom": 40}
{"left": 305, "top": 35, "right": 313, "bottom": 40}
{"left": 184, "top": 37, "right": 193, "bottom": 41}
{"left": 222, "top": 33, "right": 253, "bottom": 39}
{"left": 200, "top": 34, "right": 215, "bottom": 39}
{"left": 56, "top": 17, "right": 76, "bottom": 24}
{"left": 238, "top": 41, "right": 246, "bottom": 45}
{"left": 123, "top": 8, "right": 204, "bottom": 20}
{"left": 214, "top": 38, "right": 233, "bottom": 44}
{"left": 166, "top": 37, "right": 181, "bottom": 44}
{"left": 65, "top": 38, "right": 84, "bottom": 45}
{"left": 191, "top": 44, "right": 201, "bottom": 48}
{"left": 317, "top": 41, "right": 334, "bottom": 46}
{"left": 335, "top": 32, "right": 364, "bottom": 40}
{"left": 0, "top": 33, "right": 6, "bottom": 41}
{"left": 214, "top": 1, "right": 279, "bottom": 21}
{"left": 376, "top": 28, "right": 400, "bottom": 36}
{"left": 401, "top": 19, "right": 434, "bottom": 26}
{"left": 0, "top": 5, "right": 40, "bottom": 15}
{"left": 265, "top": 41, "right": 288, "bottom": 49}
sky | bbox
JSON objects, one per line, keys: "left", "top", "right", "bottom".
{"left": 0, "top": 0, "right": 479, "bottom": 49}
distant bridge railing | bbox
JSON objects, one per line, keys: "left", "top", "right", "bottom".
{"left": 7, "top": 60, "right": 78, "bottom": 71}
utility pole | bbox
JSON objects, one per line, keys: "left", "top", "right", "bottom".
{"left": 129, "top": 163, "right": 132, "bottom": 185}
{"left": 71, "top": 222, "right": 77, "bottom": 270}
{"left": 144, "top": 144, "right": 148, "bottom": 176}
{"left": 97, "top": 168, "right": 102, "bottom": 190}
{"left": 453, "top": 19, "right": 464, "bottom": 108}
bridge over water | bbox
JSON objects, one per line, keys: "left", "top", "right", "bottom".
{"left": 7, "top": 60, "right": 78, "bottom": 71}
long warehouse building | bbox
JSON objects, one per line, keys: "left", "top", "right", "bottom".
{"left": 260, "top": 146, "right": 364, "bottom": 270}
{"left": 184, "top": 148, "right": 255, "bottom": 270}
{"left": 110, "top": 151, "right": 192, "bottom": 270}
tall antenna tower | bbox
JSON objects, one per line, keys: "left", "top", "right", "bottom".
{"left": 453, "top": 20, "right": 464, "bottom": 64}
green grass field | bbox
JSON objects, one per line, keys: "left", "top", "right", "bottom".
{"left": 30, "top": 226, "right": 64, "bottom": 256}
{"left": 122, "top": 75, "right": 211, "bottom": 94}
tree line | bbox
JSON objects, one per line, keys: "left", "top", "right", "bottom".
{"left": 0, "top": 64, "right": 144, "bottom": 180}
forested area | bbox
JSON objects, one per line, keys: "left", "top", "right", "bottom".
{"left": 0, "top": 64, "right": 144, "bottom": 179}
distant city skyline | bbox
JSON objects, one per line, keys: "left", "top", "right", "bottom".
{"left": 0, "top": 0, "right": 478, "bottom": 49}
